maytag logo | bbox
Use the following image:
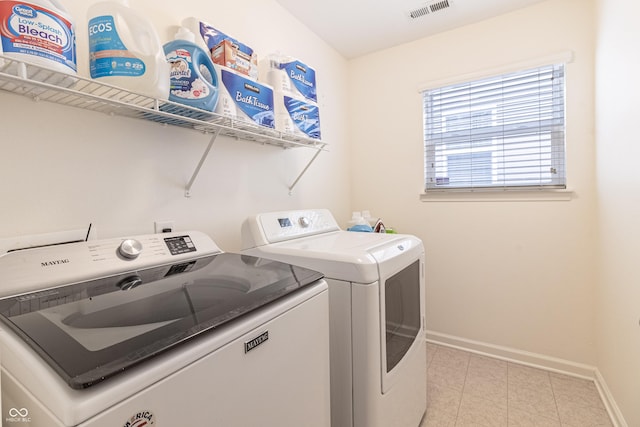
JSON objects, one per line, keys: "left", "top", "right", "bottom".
{"left": 245, "top": 331, "right": 269, "bottom": 353}
{"left": 41, "top": 259, "right": 70, "bottom": 267}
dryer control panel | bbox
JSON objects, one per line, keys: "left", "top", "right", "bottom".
{"left": 243, "top": 209, "right": 341, "bottom": 246}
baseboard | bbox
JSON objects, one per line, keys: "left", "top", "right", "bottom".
{"left": 594, "top": 369, "right": 628, "bottom": 427}
{"left": 426, "top": 330, "right": 627, "bottom": 427}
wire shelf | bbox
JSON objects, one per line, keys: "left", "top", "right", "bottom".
{"left": 0, "top": 55, "right": 327, "bottom": 195}
{"left": 0, "top": 55, "right": 326, "bottom": 150}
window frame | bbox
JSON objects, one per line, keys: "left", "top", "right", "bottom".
{"left": 420, "top": 54, "right": 572, "bottom": 196}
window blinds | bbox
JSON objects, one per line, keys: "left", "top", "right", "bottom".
{"left": 423, "top": 63, "right": 566, "bottom": 191}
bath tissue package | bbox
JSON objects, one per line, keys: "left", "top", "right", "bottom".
{"left": 274, "top": 94, "right": 321, "bottom": 139}
{"left": 215, "top": 64, "right": 275, "bottom": 128}
{"left": 262, "top": 54, "right": 317, "bottom": 102}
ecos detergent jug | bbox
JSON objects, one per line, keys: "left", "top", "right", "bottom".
{"left": 87, "top": 0, "right": 169, "bottom": 99}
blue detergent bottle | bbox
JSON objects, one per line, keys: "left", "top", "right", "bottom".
{"left": 163, "top": 27, "right": 219, "bottom": 112}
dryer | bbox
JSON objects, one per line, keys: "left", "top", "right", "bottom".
{"left": 241, "top": 209, "right": 427, "bottom": 427}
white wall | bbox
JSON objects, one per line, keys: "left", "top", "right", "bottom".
{"left": 595, "top": 0, "right": 640, "bottom": 425}
{"left": 0, "top": 0, "right": 350, "bottom": 251}
{"left": 348, "top": 0, "right": 598, "bottom": 365}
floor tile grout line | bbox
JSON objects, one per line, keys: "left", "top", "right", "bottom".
{"left": 507, "top": 361, "right": 564, "bottom": 425}
{"left": 453, "top": 349, "right": 471, "bottom": 425}
{"left": 549, "top": 372, "right": 564, "bottom": 427}
{"left": 506, "top": 361, "right": 510, "bottom": 427}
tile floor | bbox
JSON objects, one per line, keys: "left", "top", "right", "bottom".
{"left": 422, "top": 343, "right": 613, "bottom": 427}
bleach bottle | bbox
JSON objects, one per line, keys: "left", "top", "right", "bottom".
{"left": 0, "top": 0, "right": 77, "bottom": 86}
{"left": 163, "top": 27, "right": 218, "bottom": 112}
{"left": 87, "top": 0, "right": 169, "bottom": 99}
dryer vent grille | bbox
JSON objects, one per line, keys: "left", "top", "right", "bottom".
{"left": 408, "top": 0, "right": 453, "bottom": 19}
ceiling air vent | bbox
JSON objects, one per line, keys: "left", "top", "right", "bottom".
{"left": 409, "top": 5, "right": 431, "bottom": 19}
{"left": 408, "top": 0, "right": 453, "bottom": 19}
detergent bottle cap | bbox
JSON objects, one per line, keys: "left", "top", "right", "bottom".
{"left": 175, "top": 27, "right": 196, "bottom": 43}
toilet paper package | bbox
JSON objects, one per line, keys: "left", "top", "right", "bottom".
{"left": 274, "top": 93, "right": 321, "bottom": 140}
{"left": 215, "top": 64, "right": 274, "bottom": 128}
{"left": 261, "top": 54, "right": 317, "bottom": 102}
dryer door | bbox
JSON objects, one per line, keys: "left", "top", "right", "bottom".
{"left": 384, "top": 258, "right": 421, "bottom": 374}
{"left": 372, "top": 235, "right": 426, "bottom": 394}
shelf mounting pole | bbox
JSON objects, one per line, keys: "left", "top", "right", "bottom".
{"left": 185, "top": 128, "right": 220, "bottom": 197}
{"left": 288, "top": 147, "right": 323, "bottom": 195}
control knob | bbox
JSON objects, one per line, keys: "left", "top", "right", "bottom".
{"left": 299, "top": 216, "right": 311, "bottom": 228}
{"left": 117, "top": 275, "right": 142, "bottom": 290}
{"left": 118, "top": 239, "right": 143, "bottom": 260}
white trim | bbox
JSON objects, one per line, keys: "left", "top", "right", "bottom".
{"left": 417, "top": 50, "right": 574, "bottom": 92}
{"left": 426, "top": 330, "right": 625, "bottom": 427}
{"left": 426, "top": 330, "right": 594, "bottom": 378}
{"left": 420, "top": 188, "right": 575, "bottom": 202}
{"left": 595, "top": 370, "right": 629, "bottom": 427}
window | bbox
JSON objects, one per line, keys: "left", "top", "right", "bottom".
{"left": 423, "top": 63, "right": 566, "bottom": 191}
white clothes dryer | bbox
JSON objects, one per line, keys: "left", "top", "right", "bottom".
{"left": 241, "top": 209, "right": 427, "bottom": 427}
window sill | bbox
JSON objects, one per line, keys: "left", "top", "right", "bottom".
{"left": 420, "top": 188, "right": 575, "bottom": 202}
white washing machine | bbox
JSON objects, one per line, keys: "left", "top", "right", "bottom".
{"left": 0, "top": 231, "right": 330, "bottom": 427}
{"left": 241, "top": 209, "right": 427, "bottom": 427}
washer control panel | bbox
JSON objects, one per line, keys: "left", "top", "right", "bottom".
{"left": 0, "top": 231, "right": 221, "bottom": 296}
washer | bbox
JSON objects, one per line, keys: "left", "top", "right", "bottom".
{"left": 241, "top": 209, "right": 427, "bottom": 427}
{"left": 0, "top": 231, "right": 330, "bottom": 426}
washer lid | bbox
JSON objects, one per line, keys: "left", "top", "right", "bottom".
{"left": 0, "top": 252, "right": 324, "bottom": 389}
